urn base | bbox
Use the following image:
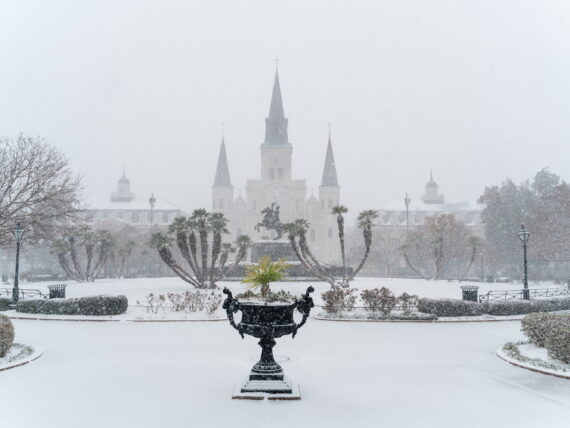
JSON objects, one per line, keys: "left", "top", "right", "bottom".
{"left": 232, "top": 376, "right": 301, "bottom": 400}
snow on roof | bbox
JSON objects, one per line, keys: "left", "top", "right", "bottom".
{"left": 86, "top": 196, "right": 182, "bottom": 211}
{"left": 378, "top": 199, "right": 481, "bottom": 212}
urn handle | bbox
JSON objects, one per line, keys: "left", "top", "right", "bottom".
{"left": 222, "top": 288, "right": 244, "bottom": 338}
{"left": 293, "top": 286, "right": 315, "bottom": 338}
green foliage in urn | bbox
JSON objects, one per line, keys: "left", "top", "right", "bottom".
{"left": 241, "top": 256, "right": 290, "bottom": 299}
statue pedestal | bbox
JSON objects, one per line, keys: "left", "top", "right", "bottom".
{"left": 250, "top": 239, "right": 296, "bottom": 263}
{"left": 232, "top": 377, "right": 301, "bottom": 400}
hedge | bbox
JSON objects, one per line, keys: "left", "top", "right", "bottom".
{"left": 16, "top": 295, "right": 128, "bottom": 316}
{"left": 521, "top": 313, "right": 558, "bottom": 347}
{"left": 417, "top": 298, "right": 484, "bottom": 317}
{"left": 0, "top": 314, "right": 14, "bottom": 357}
{"left": 521, "top": 313, "right": 570, "bottom": 364}
{"left": 418, "top": 297, "right": 570, "bottom": 317}
{"left": 0, "top": 297, "right": 10, "bottom": 311}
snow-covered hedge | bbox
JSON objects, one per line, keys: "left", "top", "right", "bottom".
{"left": 418, "top": 297, "right": 570, "bottom": 317}
{"left": 417, "top": 298, "right": 484, "bottom": 317}
{"left": 482, "top": 298, "right": 570, "bottom": 315}
{"left": 16, "top": 295, "right": 128, "bottom": 316}
{"left": 0, "top": 314, "right": 14, "bottom": 357}
{"left": 0, "top": 297, "right": 10, "bottom": 311}
{"left": 521, "top": 313, "right": 557, "bottom": 347}
{"left": 521, "top": 313, "right": 570, "bottom": 364}
{"left": 544, "top": 316, "right": 570, "bottom": 364}
{"left": 321, "top": 288, "right": 357, "bottom": 314}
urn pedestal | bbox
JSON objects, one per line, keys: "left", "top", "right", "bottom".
{"left": 222, "top": 286, "right": 314, "bottom": 400}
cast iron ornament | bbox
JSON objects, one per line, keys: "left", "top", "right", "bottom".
{"left": 222, "top": 286, "right": 314, "bottom": 383}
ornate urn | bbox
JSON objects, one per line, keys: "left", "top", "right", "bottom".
{"left": 222, "top": 286, "right": 314, "bottom": 398}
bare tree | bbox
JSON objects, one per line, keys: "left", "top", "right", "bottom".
{"left": 0, "top": 135, "right": 83, "bottom": 246}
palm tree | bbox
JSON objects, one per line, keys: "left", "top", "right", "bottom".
{"left": 331, "top": 205, "right": 349, "bottom": 284}
{"left": 208, "top": 212, "right": 229, "bottom": 285}
{"left": 190, "top": 209, "right": 211, "bottom": 282}
{"left": 233, "top": 234, "right": 253, "bottom": 266}
{"left": 347, "top": 210, "right": 378, "bottom": 281}
{"left": 242, "top": 256, "right": 290, "bottom": 298}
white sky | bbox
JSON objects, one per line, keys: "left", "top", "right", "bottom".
{"left": 1, "top": 0, "right": 569, "bottom": 216}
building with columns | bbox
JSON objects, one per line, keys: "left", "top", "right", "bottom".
{"left": 212, "top": 70, "right": 341, "bottom": 262}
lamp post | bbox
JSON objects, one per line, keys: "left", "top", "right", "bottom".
{"left": 11, "top": 222, "right": 25, "bottom": 305}
{"left": 404, "top": 193, "right": 411, "bottom": 234}
{"left": 149, "top": 193, "right": 156, "bottom": 230}
{"left": 517, "top": 224, "right": 530, "bottom": 300}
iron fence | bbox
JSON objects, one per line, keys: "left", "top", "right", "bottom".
{"left": 478, "top": 287, "right": 570, "bottom": 303}
{"left": 0, "top": 287, "right": 47, "bottom": 300}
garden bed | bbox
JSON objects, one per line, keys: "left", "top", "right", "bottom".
{"left": 315, "top": 309, "right": 437, "bottom": 322}
{"left": 497, "top": 342, "right": 570, "bottom": 379}
{"left": 0, "top": 344, "right": 43, "bottom": 372}
{"left": 6, "top": 306, "right": 227, "bottom": 322}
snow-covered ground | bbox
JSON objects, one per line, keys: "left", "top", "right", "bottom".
{"left": 12, "top": 276, "right": 561, "bottom": 307}
{"left": 1, "top": 309, "right": 570, "bottom": 427}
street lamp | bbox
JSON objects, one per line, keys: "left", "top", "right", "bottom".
{"left": 11, "top": 222, "right": 25, "bottom": 306}
{"left": 149, "top": 193, "right": 156, "bottom": 229}
{"left": 404, "top": 193, "right": 411, "bottom": 234}
{"left": 517, "top": 224, "right": 530, "bottom": 300}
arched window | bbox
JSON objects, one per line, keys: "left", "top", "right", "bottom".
{"left": 328, "top": 199, "right": 333, "bottom": 209}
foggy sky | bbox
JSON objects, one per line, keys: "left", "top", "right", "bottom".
{"left": 1, "top": 0, "right": 569, "bottom": 218}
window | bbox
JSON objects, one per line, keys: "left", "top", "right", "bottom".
{"left": 278, "top": 168, "right": 283, "bottom": 179}
{"left": 328, "top": 228, "right": 333, "bottom": 238}
{"left": 269, "top": 168, "right": 275, "bottom": 179}
{"left": 310, "top": 229, "right": 316, "bottom": 241}
{"left": 328, "top": 199, "right": 333, "bottom": 209}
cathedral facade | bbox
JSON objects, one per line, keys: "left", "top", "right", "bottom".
{"left": 212, "top": 71, "right": 341, "bottom": 262}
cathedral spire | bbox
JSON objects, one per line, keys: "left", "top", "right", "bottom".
{"left": 321, "top": 131, "right": 339, "bottom": 187}
{"left": 213, "top": 138, "right": 232, "bottom": 187}
{"left": 264, "top": 69, "right": 289, "bottom": 145}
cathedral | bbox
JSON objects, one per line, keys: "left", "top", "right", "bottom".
{"left": 212, "top": 70, "right": 341, "bottom": 262}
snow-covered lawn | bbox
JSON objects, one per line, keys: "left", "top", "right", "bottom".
{"left": 498, "top": 342, "right": 570, "bottom": 378}
{"left": 15, "top": 276, "right": 560, "bottom": 306}
{"left": 1, "top": 312, "right": 570, "bottom": 427}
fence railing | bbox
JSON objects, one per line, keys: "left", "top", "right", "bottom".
{"left": 478, "top": 287, "right": 570, "bottom": 303}
{"left": 0, "top": 287, "right": 47, "bottom": 300}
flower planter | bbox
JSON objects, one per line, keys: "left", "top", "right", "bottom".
{"left": 222, "top": 286, "right": 314, "bottom": 398}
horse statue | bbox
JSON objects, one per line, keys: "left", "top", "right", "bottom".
{"left": 255, "top": 202, "right": 284, "bottom": 240}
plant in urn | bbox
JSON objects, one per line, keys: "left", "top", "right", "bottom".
{"left": 222, "top": 256, "right": 314, "bottom": 399}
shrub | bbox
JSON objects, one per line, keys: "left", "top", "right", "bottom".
{"left": 0, "top": 297, "right": 11, "bottom": 311}
{"left": 544, "top": 315, "right": 570, "bottom": 364}
{"left": 398, "top": 293, "right": 419, "bottom": 313}
{"left": 361, "top": 287, "right": 397, "bottom": 315}
{"left": 521, "top": 313, "right": 558, "bottom": 347}
{"left": 417, "top": 298, "right": 484, "bottom": 317}
{"left": 0, "top": 314, "right": 15, "bottom": 357}
{"left": 482, "top": 298, "right": 570, "bottom": 316}
{"left": 236, "top": 289, "right": 297, "bottom": 304}
{"left": 321, "top": 287, "right": 357, "bottom": 314}
{"left": 167, "top": 290, "right": 222, "bottom": 314}
{"left": 16, "top": 295, "right": 128, "bottom": 316}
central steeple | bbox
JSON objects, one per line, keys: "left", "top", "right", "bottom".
{"left": 264, "top": 69, "right": 289, "bottom": 145}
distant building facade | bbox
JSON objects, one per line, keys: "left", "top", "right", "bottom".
{"left": 90, "top": 171, "right": 183, "bottom": 227}
{"left": 375, "top": 172, "right": 483, "bottom": 234}
{"left": 212, "top": 70, "right": 341, "bottom": 262}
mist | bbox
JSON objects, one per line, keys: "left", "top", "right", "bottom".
{"left": 1, "top": 0, "right": 569, "bottom": 216}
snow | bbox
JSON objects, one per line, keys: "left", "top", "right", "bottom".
{"left": 17, "top": 276, "right": 559, "bottom": 306}
{"left": 498, "top": 342, "right": 570, "bottom": 377}
{"left": 0, "top": 278, "right": 569, "bottom": 427}
{"left": 0, "top": 318, "right": 568, "bottom": 427}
